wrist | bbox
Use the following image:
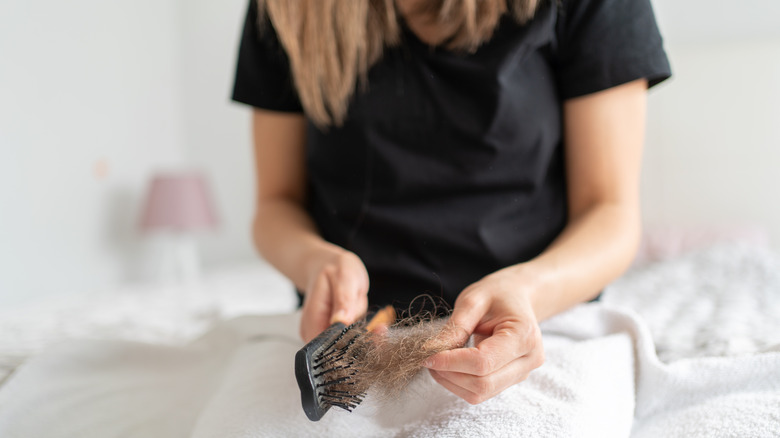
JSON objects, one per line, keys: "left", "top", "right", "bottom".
{"left": 502, "top": 261, "right": 559, "bottom": 321}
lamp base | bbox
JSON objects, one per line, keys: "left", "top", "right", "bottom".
{"left": 158, "top": 234, "right": 202, "bottom": 285}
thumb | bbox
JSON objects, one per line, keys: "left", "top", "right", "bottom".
{"left": 301, "top": 273, "right": 332, "bottom": 342}
{"left": 448, "top": 294, "right": 489, "bottom": 338}
{"left": 328, "top": 271, "right": 363, "bottom": 325}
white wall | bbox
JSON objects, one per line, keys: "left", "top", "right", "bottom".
{"left": 643, "top": 0, "right": 780, "bottom": 246}
{"left": 178, "top": 0, "right": 258, "bottom": 267}
{"left": 650, "top": 0, "right": 780, "bottom": 44}
{"left": 642, "top": 38, "right": 780, "bottom": 245}
{"left": 0, "top": 0, "right": 185, "bottom": 306}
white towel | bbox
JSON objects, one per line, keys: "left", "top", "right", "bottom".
{"left": 1, "top": 304, "right": 778, "bottom": 437}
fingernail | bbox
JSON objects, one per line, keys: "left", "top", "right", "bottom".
{"left": 330, "top": 310, "right": 346, "bottom": 324}
{"left": 422, "top": 358, "right": 434, "bottom": 368}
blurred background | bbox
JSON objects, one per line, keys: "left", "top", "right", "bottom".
{"left": 1, "top": 0, "right": 779, "bottom": 308}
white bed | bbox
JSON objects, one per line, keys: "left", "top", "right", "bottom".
{"left": 0, "top": 262, "right": 297, "bottom": 385}
{"left": 1, "top": 239, "right": 779, "bottom": 437}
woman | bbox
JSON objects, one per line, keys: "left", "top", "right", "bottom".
{"left": 232, "top": 0, "right": 670, "bottom": 404}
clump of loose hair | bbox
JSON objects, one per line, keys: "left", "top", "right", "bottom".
{"left": 358, "top": 315, "right": 469, "bottom": 401}
{"left": 257, "top": 0, "right": 542, "bottom": 128}
{"left": 318, "top": 305, "right": 469, "bottom": 409}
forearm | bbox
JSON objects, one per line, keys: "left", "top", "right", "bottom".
{"left": 510, "top": 201, "right": 641, "bottom": 321}
{"left": 255, "top": 197, "right": 371, "bottom": 339}
{"left": 253, "top": 198, "right": 343, "bottom": 292}
{"left": 510, "top": 80, "right": 648, "bottom": 321}
{"left": 250, "top": 109, "right": 348, "bottom": 293}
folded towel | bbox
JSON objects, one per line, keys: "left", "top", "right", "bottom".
{"left": 1, "top": 303, "right": 778, "bottom": 437}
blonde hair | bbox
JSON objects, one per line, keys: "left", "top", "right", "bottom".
{"left": 258, "top": 0, "right": 541, "bottom": 128}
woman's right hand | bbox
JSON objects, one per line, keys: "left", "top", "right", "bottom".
{"left": 249, "top": 109, "right": 369, "bottom": 342}
{"left": 300, "top": 247, "right": 370, "bottom": 342}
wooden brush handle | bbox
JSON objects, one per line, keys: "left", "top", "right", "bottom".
{"left": 365, "top": 305, "right": 395, "bottom": 332}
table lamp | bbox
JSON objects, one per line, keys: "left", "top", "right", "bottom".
{"left": 139, "top": 171, "right": 218, "bottom": 283}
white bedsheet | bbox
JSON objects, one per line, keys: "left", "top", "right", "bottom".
{"left": 605, "top": 242, "right": 780, "bottom": 361}
{"left": 1, "top": 243, "right": 779, "bottom": 436}
{"left": 1, "top": 304, "right": 778, "bottom": 437}
{"left": 0, "top": 262, "right": 297, "bottom": 384}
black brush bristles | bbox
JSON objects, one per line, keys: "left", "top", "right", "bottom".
{"left": 294, "top": 319, "right": 370, "bottom": 421}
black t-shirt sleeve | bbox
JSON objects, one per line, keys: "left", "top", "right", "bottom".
{"left": 555, "top": 0, "right": 672, "bottom": 99}
{"left": 231, "top": 0, "right": 303, "bottom": 112}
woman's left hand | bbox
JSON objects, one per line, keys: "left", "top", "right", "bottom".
{"left": 423, "top": 267, "right": 545, "bottom": 405}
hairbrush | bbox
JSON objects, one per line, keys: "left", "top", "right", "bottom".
{"left": 294, "top": 306, "right": 395, "bottom": 421}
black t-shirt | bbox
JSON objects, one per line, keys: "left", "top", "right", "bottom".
{"left": 232, "top": 0, "right": 671, "bottom": 312}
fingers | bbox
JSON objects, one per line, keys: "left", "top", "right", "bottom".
{"left": 328, "top": 265, "right": 367, "bottom": 324}
{"left": 300, "top": 251, "right": 369, "bottom": 342}
{"left": 300, "top": 272, "right": 332, "bottom": 342}
{"left": 426, "top": 325, "right": 537, "bottom": 375}
{"left": 423, "top": 269, "right": 546, "bottom": 404}
{"left": 448, "top": 292, "right": 490, "bottom": 338}
{"left": 428, "top": 352, "right": 540, "bottom": 405}
{"left": 424, "top": 320, "right": 545, "bottom": 405}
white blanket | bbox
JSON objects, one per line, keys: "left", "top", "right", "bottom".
{"left": 1, "top": 302, "right": 778, "bottom": 438}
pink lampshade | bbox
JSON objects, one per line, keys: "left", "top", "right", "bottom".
{"left": 139, "top": 172, "right": 218, "bottom": 232}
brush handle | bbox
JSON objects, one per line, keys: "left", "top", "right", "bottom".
{"left": 365, "top": 305, "right": 395, "bottom": 332}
